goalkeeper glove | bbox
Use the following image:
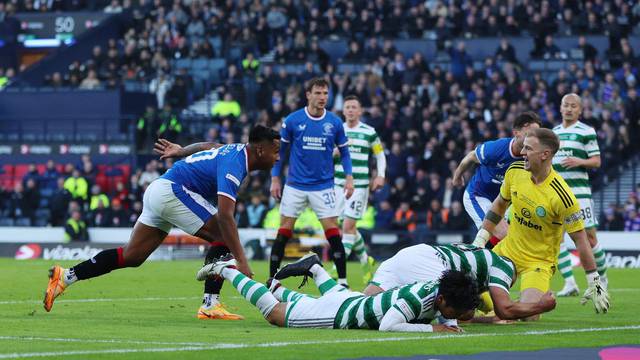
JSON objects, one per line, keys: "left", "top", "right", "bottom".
{"left": 472, "top": 228, "right": 491, "bottom": 248}
{"left": 581, "top": 271, "right": 610, "bottom": 313}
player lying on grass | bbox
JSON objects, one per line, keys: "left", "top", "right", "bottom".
{"left": 473, "top": 128, "right": 610, "bottom": 318}
{"left": 363, "top": 243, "right": 557, "bottom": 321}
{"left": 44, "top": 126, "right": 280, "bottom": 320}
{"left": 197, "top": 253, "right": 479, "bottom": 332}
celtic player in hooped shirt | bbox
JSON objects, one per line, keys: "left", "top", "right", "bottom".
{"left": 197, "top": 253, "right": 480, "bottom": 333}
{"left": 473, "top": 128, "right": 610, "bottom": 319}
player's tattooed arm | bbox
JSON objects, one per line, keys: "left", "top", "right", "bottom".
{"left": 485, "top": 210, "right": 502, "bottom": 225}
{"left": 154, "top": 139, "right": 221, "bottom": 159}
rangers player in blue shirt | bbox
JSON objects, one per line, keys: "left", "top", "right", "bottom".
{"left": 44, "top": 125, "right": 281, "bottom": 321}
{"left": 270, "top": 77, "right": 354, "bottom": 286}
{"left": 452, "top": 112, "right": 541, "bottom": 247}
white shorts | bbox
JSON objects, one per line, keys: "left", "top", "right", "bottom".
{"left": 370, "top": 244, "right": 447, "bottom": 291}
{"left": 463, "top": 190, "right": 493, "bottom": 230}
{"left": 138, "top": 178, "right": 218, "bottom": 235}
{"left": 335, "top": 186, "right": 369, "bottom": 220}
{"left": 280, "top": 185, "right": 340, "bottom": 219}
{"left": 578, "top": 198, "right": 598, "bottom": 228}
{"left": 285, "top": 290, "right": 361, "bottom": 328}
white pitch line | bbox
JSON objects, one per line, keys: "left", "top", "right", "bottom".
{"left": 1, "top": 288, "right": 638, "bottom": 306}
{"left": 0, "top": 325, "right": 639, "bottom": 359}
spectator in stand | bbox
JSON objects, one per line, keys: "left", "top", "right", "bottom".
{"left": 600, "top": 203, "right": 625, "bottom": 231}
{"left": 138, "top": 160, "right": 160, "bottom": 187}
{"left": 128, "top": 200, "right": 143, "bottom": 226}
{"left": 65, "top": 210, "right": 89, "bottom": 242}
{"left": 234, "top": 202, "right": 250, "bottom": 228}
{"left": 625, "top": 209, "right": 640, "bottom": 231}
{"left": 89, "top": 185, "right": 109, "bottom": 211}
{"left": 392, "top": 201, "right": 416, "bottom": 232}
{"left": 374, "top": 200, "right": 393, "bottom": 231}
{"left": 89, "top": 200, "right": 111, "bottom": 227}
{"left": 22, "top": 178, "right": 40, "bottom": 224}
{"left": 246, "top": 195, "right": 267, "bottom": 228}
{"left": 157, "top": 104, "right": 182, "bottom": 142}
{"left": 149, "top": 72, "right": 172, "bottom": 109}
{"left": 445, "top": 201, "right": 470, "bottom": 231}
{"left": 79, "top": 69, "right": 101, "bottom": 90}
{"left": 22, "top": 164, "right": 40, "bottom": 187}
{"left": 211, "top": 92, "right": 241, "bottom": 119}
{"left": 136, "top": 106, "right": 158, "bottom": 152}
{"left": 426, "top": 199, "right": 447, "bottom": 231}
{"left": 64, "top": 169, "right": 89, "bottom": 205}
{"left": 109, "top": 198, "right": 129, "bottom": 227}
{"left": 111, "top": 181, "right": 130, "bottom": 209}
{"left": 50, "top": 177, "right": 72, "bottom": 227}
{"left": 104, "top": 0, "right": 123, "bottom": 14}
{"left": 42, "top": 160, "right": 60, "bottom": 190}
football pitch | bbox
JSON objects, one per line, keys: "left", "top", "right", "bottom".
{"left": 1, "top": 258, "right": 639, "bottom": 359}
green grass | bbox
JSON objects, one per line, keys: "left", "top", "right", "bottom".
{"left": 1, "top": 258, "right": 639, "bottom": 359}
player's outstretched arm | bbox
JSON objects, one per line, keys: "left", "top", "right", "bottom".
{"left": 473, "top": 195, "right": 509, "bottom": 247}
{"left": 379, "top": 306, "right": 458, "bottom": 333}
{"left": 452, "top": 150, "right": 480, "bottom": 187}
{"left": 490, "top": 287, "right": 556, "bottom": 320}
{"left": 569, "top": 230, "right": 610, "bottom": 313}
{"left": 154, "top": 139, "right": 221, "bottom": 159}
{"left": 217, "top": 195, "right": 253, "bottom": 277}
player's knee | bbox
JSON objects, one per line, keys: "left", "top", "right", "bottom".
{"left": 124, "top": 255, "right": 145, "bottom": 268}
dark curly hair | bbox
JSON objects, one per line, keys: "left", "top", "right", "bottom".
{"left": 438, "top": 270, "right": 481, "bottom": 312}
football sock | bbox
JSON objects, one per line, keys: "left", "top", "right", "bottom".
{"left": 70, "top": 247, "right": 124, "bottom": 281}
{"left": 342, "top": 233, "right": 356, "bottom": 259}
{"left": 325, "top": 228, "right": 347, "bottom": 282}
{"left": 271, "top": 280, "right": 310, "bottom": 302}
{"left": 270, "top": 228, "right": 292, "bottom": 277}
{"left": 557, "top": 245, "right": 576, "bottom": 283}
{"left": 352, "top": 231, "right": 368, "bottom": 264}
{"left": 222, "top": 267, "right": 278, "bottom": 317}
{"left": 592, "top": 242, "right": 607, "bottom": 277}
{"left": 63, "top": 268, "right": 78, "bottom": 286}
{"left": 204, "top": 242, "right": 229, "bottom": 299}
{"left": 202, "top": 293, "right": 220, "bottom": 308}
{"left": 310, "top": 264, "right": 344, "bottom": 295}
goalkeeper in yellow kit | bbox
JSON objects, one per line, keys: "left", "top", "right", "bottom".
{"left": 473, "top": 128, "right": 610, "bottom": 320}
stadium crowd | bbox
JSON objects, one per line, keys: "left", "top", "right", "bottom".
{"left": 1, "top": 0, "right": 640, "bottom": 235}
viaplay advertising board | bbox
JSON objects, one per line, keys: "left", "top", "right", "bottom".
{"left": 6, "top": 243, "right": 199, "bottom": 261}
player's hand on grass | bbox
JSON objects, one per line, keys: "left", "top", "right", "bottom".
{"left": 538, "top": 291, "right": 557, "bottom": 313}
{"left": 561, "top": 157, "right": 584, "bottom": 170}
{"left": 154, "top": 139, "right": 183, "bottom": 159}
{"left": 581, "top": 273, "right": 610, "bottom": 313}
{"left": 433, "top": 324, "right": 463, "bottom": 333}
{"left": 344, "top": 176, "right": 354, "bottom": 199}
{"left": 270, "top": 177, "right": 282, "bottom": 201}
{"left": 371, "top": 176, "right": 385, "bottom": 191}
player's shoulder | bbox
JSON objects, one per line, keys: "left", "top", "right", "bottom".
{"left": 576, "top": 121, "right": 597, "bottom": 135}
{"left": 552, "top": 124, "right": 562, "bottom": 132}
{"left": 285, "top": 108, "right": 307, "bottom": 123}
{"left": 505, "top": 160, "right": 526, "bottom": 174}
{"left": 547, "top": 171, "right": 576, "bottom": 209}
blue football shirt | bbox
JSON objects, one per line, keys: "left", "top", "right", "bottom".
{"left": 272, "top": 107, "right": 349, "bottom": 191}
{"left": 161, "top": 143, "right": 248, "bottom": 201}
{"left": 466, "top": 137, "right": 520, "bottom": 199}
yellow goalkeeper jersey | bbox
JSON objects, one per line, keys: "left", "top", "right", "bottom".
{"left": 493, "top": 161, "right": 584, "bottom": 267}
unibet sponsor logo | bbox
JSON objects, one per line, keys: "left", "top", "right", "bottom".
{"left": 513, "top": 213, "right": 543, "bottom": 231}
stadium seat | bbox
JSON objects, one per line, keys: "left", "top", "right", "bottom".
{"left": 15, "top": 217, "right": 32, "bottom": 227}
{"left": 39, "top": 198, "right": 49, "bottom": 208}
{"left": 35, "top": 208, "right": 51, "bottom": 219}
{"left": 175, "top": 58, "right": 192, "bottom": 70}
{"left": 40, "top": 188, "right": 54, "bottom": 198}
{"left": 192, "top": 58, "right": 209, "bottom": 70}
{"left": 0, "top": 218, "right": 14, "bottom": 226}
{"left": 34, "top": 218, "right": 49, "bottom": 227}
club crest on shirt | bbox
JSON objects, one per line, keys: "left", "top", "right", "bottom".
{"left": 322, "top": 123, "right": 334, "bottom": 136}
{"left": 536, "top": 206, "right": 546, "bottom": 218}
